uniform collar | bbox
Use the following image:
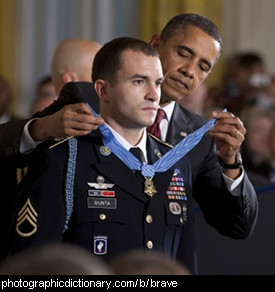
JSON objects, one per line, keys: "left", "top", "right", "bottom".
{"left": 104, "top": 123, "right": 148, "bottom": 163}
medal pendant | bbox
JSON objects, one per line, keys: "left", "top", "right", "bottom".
{"left": 144, "top": 177, "right": 157, "bottom": 197}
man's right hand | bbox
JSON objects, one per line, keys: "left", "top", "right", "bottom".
{"left": 28, "top": 103, "right": 104, "bottom": 141}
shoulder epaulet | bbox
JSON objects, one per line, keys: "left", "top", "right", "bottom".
{"left": 148, "top": 133, "right": 173, "bottom": 148}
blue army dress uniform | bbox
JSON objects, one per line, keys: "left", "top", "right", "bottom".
{"left": 1, "top": 81, "right": 258, "bottom": 244}
{"left": 7, "top": 130, "right": 197, "bottom": 273}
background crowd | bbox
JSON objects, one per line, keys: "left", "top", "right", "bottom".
{"left": 182, "top": 51, "right": 275, "bottom": 184}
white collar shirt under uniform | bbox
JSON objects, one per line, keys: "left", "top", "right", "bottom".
{"left": 106, "top": 123, "right": 148, "bottom": 164}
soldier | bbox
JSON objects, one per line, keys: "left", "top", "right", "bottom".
{"left": 8, "top": 37, "right": 197, "bottom": 273}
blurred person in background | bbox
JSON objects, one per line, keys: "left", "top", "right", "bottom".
{"left": 0, "top": 75, "right": 15, "bottom": 124}
{"left": 254, "top": 75, "right": 275, "bottom": 110}
{"left": 0, "top": 243, "right": 113, "bottom": 275}
{"left": 110, "top": 249, "right": 192, "bottom": 275}
{"left": 30, "top": 75, "right": 56, "bottom": 115}
{"left": 240, "top": 106, "right": 274, "bottom": 179}
{"left": 267, "top": 124, "right": 275, "bottom": 183}
{"left": 0, "top": 38, "right": 102, "bottom": 158}
{"left": 207, "top": 52, "right": 270, "bottom": 116}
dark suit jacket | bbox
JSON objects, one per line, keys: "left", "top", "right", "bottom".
{"left": 7, "top": 132, "right": 197, "bottom": 273}
{"left": 167, "top": 103, "right": 258, "bottom": 239}
{"left": 0, "top": 82, "right": 99, "bottom": 157}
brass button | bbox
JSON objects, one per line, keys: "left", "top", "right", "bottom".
{"left": 146, "top": 240, "right": 153, "bottom": 249}
{"left": 180, "top": 217, "right": 184, "bottom": 224}
{"left": 146, "top": 214, "right": 153, "bottom": 224}
{"left": 99, "top": 213, "right": 106, "bottom": 221}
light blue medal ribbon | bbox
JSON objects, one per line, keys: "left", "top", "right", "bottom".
{"left": 88, "top": 104, "right": 148, "bottom": 171}
{"left": 151, "top": 117, "right": 217, "bottom": 172}
{"left": 63, "top": 105, "right": 224, "bottom": 230}
{"left": 88, "top": 103, "right": 225, "bottom": 197}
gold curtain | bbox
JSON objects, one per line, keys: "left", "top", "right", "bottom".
{"left": 138, "top": 0, "right": 223, "bottom": 86}
{"left": 0, "top": 0, "right": 17, "bottom": 112}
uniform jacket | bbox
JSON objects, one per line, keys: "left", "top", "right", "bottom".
{"left": 4, "top": 82, "right": 258, "bottom": 273}
{"left": 8, "top": 132, "right": 198, "bottom": 273}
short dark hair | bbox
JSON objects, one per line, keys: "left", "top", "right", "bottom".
{"left": 92, "top": 37, "right": 159, "bottom": 85}
{"left": 160, "top": 13, "right": 222, "bottom": 55}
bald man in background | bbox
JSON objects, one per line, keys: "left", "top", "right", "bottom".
{"left": 0, "top": 38, "right": 103, "bottom": 156}
{"left": 50, "top": 38, "right": 102, "bottom": 94}
{"left": 0, "top": 38, "right": 102, "bottom": 260}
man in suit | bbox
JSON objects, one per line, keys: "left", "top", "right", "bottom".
{"left": 8, "top": 37, "right": 201, "bottom": 273}
{"left": 147, "top": 14, "right": 258, "bottom": 238}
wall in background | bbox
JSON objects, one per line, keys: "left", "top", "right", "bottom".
{"left": 1, "top": 0, "right": 275, "bottom": 118}
{"left": 0, "top": 0, "right": 139, "bottom": 117}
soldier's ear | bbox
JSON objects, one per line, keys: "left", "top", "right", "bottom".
{"left": 94, "top": 79, "right": 110, "bottom": 102}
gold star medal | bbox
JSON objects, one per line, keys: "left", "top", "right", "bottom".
{"left": 144, "top": 177, "right": 157, "bottom": 197}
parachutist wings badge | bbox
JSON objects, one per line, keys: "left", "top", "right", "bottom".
{"left": 88, "top": 175, "right": 114, "bottom": 189}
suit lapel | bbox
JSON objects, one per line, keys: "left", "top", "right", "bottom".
{"left": 75, "top": 82, "right": 100, "bottom": 113}
{"left": 166, "top": 103, "right": 192, "bottom": 145}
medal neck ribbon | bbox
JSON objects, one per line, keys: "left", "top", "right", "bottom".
{"left": 87, "top": 103, "right": 224, "bottom": 177}
{"left": 64, "top": 105, "right": 224, "bottom": 230}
